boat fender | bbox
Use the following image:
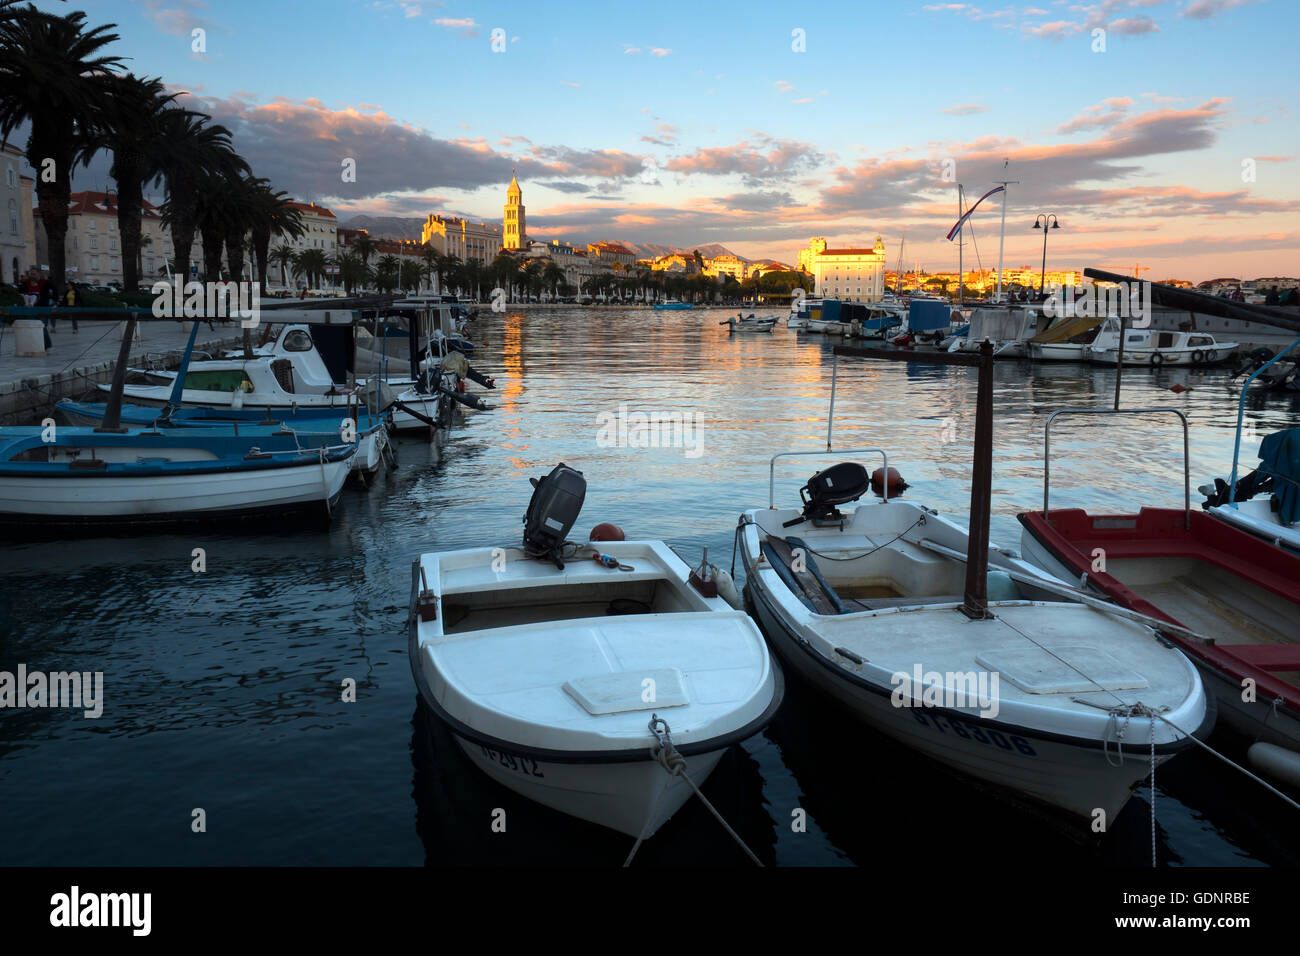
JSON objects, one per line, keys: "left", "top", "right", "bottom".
{"left": 1150, "top": 351, "right": 1165, "bottom": 366}
{"left": 456, "top": 380, "right": 466, "bottom": 393}
{"left": 1247, "top": 742, "right": 1300, "bottom": 789}
{"left": 871, "top": 466, "right": 908, "bottom": 496}
{"left": 713, "top": 567, "right": 743, "bottom": 609}
{"left": 589, "top": 522, "right": 625, "bottom": 541}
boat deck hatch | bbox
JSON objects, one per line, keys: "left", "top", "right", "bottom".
{"left": 563, "top": 668, "right": 688, "bottom": 715}
{"left": 975, "top": 646, "right": 1149, "bottom": 695}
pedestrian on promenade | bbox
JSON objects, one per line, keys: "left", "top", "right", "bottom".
{"left": 64, "top": 284, "right": 80, "bottom": 332}
{"left": 18, "top": 267, "right": 53, "bottom": 350}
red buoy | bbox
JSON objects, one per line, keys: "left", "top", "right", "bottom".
{"left": 589, "top": 522, "right": 626, "bottom": 542}
{"left": 871, "top": 466, "right": 907, "bottom": 495}
{"left": 1169, "top": 383, "right": 1192, "bottom": 393}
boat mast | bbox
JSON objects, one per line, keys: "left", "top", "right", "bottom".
{"left": 895, "top": 237, "right": 905, "bottom": 296}
{"left": 957, "top": 185, "right": 964, "bottom": 306}
{"left": 993, "top": 164, "right": 1018, "bottom": 302}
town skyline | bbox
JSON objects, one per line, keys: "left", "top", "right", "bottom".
{"left": 10, "top": 0, "right": 1298, "bottom": 284}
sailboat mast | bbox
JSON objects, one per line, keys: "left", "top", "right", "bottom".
{"left": 993, "top": 169, "right": 1019, "bottom": 302}
{"left": 957, "top": 185, "right": 964, "bottom": 306}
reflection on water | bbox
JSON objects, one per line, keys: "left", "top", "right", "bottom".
{"left": 1, "top": 308, "right": 1296, "bottom": 866}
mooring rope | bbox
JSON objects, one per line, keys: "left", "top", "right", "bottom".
{"left": 623, "top": 715, "right": 762, "bottom": 867}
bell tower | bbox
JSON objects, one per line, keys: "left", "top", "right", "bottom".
{"left": 504, "top": 171, "right": 526, "bottom": 251}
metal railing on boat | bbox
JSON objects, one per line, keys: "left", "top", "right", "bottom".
{"left": 1041, "top": 407, "right": 1190, "bottom": 529}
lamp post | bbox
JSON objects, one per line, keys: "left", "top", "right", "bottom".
{"left": 1033, "top": 214, "right": 1060, "bottom": 297}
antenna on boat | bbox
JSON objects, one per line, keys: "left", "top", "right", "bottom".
{"left": 957, "top": 185, "right": 964, "bottom": 306}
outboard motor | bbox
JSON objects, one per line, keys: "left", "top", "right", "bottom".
{"left": 523, "top": 463, "right": 587, "bottom": 568}
{"left": 783, "top": 462, "right": 872, "bottom": 528}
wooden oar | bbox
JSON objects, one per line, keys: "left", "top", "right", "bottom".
{"left": 914, "top": 538, "right": 1217, "bottom": 646}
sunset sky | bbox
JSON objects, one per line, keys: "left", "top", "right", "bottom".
{"left": 45, "top": 0, "right": 1300, "bottom": 281}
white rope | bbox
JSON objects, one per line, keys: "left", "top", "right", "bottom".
{"left": 1149, "top": 711, "right": 1158, "bottom": 868}
{"left": 623, "top": 715, "right": 763, "bottom": 867}
{"left": 1141, "top": 707, "right": 1300, "bottom": 814}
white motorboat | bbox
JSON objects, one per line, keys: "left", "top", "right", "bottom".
{"left": 721, "top": 314, "right": 777, "bottom": 334}
{"left": 409, "top": 464, "right": 783, "bottom": 840}
{"left": 740, "top": 453, "right": 1211, "bottom": 822}
{"left": 947, "top": 307, "right": 1042, "bottom": 357}
{"left": 1085, "top": 319, "right": 1238, "bottom": 367}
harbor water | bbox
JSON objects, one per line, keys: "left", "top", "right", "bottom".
{"left": 2, "top": 307, "right": 1297, "bottom": 867}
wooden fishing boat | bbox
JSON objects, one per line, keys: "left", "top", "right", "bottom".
{"left": 1019, "top": 407, "right": 1300, "bottom": 787}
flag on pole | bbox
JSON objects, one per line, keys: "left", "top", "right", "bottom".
{"left": 946, "top": 185, "right": 1005, "bottom": 241}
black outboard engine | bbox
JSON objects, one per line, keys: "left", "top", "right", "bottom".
{"left": 523, "top": 463, "right": 587, "bottom": 569}
{"left": 783, "top": 462, "right": 872, "bottom": 528}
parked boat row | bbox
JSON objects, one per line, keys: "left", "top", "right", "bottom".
{"left": 406, "top": 341, "right": 1299, "bottom": 851}
{"left": 1, "top": 298, "right": 498, "bottom": 530}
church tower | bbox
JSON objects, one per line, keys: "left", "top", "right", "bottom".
{"left": 503, "top": 171, "right": 526, "bottom": 250}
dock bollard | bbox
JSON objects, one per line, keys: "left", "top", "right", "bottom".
{"left": 12, "top": 319, "right": 46, "bottom": 357}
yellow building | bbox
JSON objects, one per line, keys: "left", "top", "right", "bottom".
{"left": 799, "top": 236, "right": 886, "bottom": 301}
{"left": 421, "top": 213, "right": 502, "bottom": 264}
{"left": 503, "top": 172, "right": 527, "bottom": 251}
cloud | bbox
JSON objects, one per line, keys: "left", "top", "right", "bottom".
{"left": 623, "top": 44, "right": 641, "bottom": 54}
{"left": 649, "top": 47, "right": 672, "bottom": 56}
{"left": 171, "top": 91, "right": 649, "bottom": 203}
{"left": 133, "top": 0, "right": 222, "bottom": 37}
{"left": 664, "top": 135, "right": 827, "bottom": 186}
{"left": 942, "top": 104, "right": 989, "bottom": 116}
{"left": 433, "top": 17, "right": 479, "bottom": 37}
{"left": 1183, "top": 0, "right": 1252, "bottom": 19}
{"left": 559, "top": 81, "right": 581, "bottom": 88}
{"left": 1056, "top": 96, "right": 1134, "bottom": 134}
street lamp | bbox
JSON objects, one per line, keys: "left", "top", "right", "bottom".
{"left": 1033, "top": 214, "right": 1060, "bottom": 297}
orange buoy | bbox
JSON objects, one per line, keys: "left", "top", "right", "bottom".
{"left": 589, "top": 522, "right": 626, "bottom": 542}
{"left": 871, "top": 466, "right": 907, "bottom": 495}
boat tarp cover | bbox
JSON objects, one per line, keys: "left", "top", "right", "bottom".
{"left": 1258, "top": 427, "right": 1300, "bottom": 525}
{"left": 908, "top": 300, "right": 951, "bottom": 333}
{"left": 968, "top": 308, "right": 1034, "bottom": 342}
{"left": 821, "top": 300, "right": 843, "bottom": 322}
{"left": 1030, "top": 313, "right": 1103, "bottom": 344}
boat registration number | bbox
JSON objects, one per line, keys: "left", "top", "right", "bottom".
{"left": 910, "top": 710, "right": 1037, "bottom": 756}
{"left": 480, "top": 745, "right": 545, "bottom": 778}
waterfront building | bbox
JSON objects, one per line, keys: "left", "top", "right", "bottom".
{"left": 587, "top": 241, "right": 636, "bottom": 269}
{"left": 651, "top": 252, "right": 699, "bottom": 274}
{"left": 800, "top": 236, "right": 886, "bottom": 301}
{"left": 704, "top": 253, "right": 746, "bottom": 281}
{"left": 33, "top": 190, "right": 204, "bottom": 287}
{"left": 1, "top": 143, "right": 28, "bottom": 284}
{"left": 421, "top": 213, "right": 502, "bottom": 264}
{"left": 286, "top": 201, "right": 337, "bottom": 254}
{"left": 503, "top": 173, "right": 527, "bottom": 251}
{"left": 526, "top": 238, "right": 614, "bottom": 293}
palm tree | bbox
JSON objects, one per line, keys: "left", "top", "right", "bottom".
{"left": 294, "top": 247, "right": 328, "bottom": 289}
{"left": 374, "top": 253, "right": 400, "bottom": 293}
{"left": 270, "top": 243, "right": 296, "bottom": 291}
{"left": 542, "top": 262, "right": 565, "bottom": 300}
{"left": 400, "top": 258, "right": 421, "bottom": 293}
{"left": 221, "top": 173, "right": 271, "bottom": 284}
{"left": 95, "top": 73, "right": 177, "bottom": 293}
{"left": 0, "top": 6, "right": 122, "bottom": 294}
{"left": 248, "top": 184, "right": 303, "bottom": 296}
{"left": 156, "top": 109, "right": 246, "bottom": 283}
{"left": 335, "top": 250, "right": 369, "bottom": 296}
{"left": 352, "top": 233, "right": 376, "bottom": 267}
